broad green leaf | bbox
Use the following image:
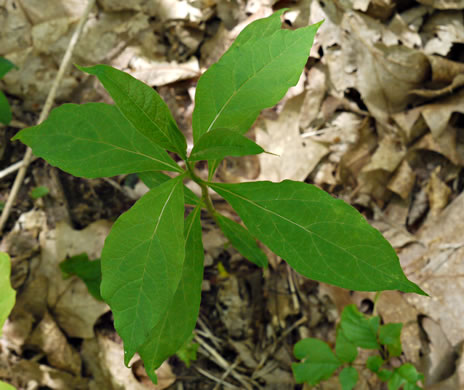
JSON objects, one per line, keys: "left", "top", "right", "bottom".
{"left": 192, "top": 13, "right": 322, "bottom": 142}
{"left": 189, "top": 129, "right": 264, "bottom": 161}
{"left": 30, "top": 186, "right": 50, "bottom": 200}
{"left": 101, "top": 176, "right": 185, "bottom": 364}
{"left": 379, "top": 323, "right": 403, "bottom": 357}
{"left": 79, "top": 65, "right": 187, "bottom": 158}
{"left": 138, "top": 171, "right": 200, "bottom": 206}
{"left": 215, "top": 213, "right": 268, "bottom": 267}
{"left": 0, "top": 90, "right": 12, "bottom": 125}
{"left": 0, "top": 252, "right": 16, "bottom": 338}
{"left": 378, "top": 369, "right": 394, "bottom": 381}
{"left": 292, "top": 338, "right": 341, "bottom": 385}
{"left": 340, "top": 305, "right": 380, "bottom": 349}
{"left": 0, "top": 57, "right": 16, "bottom": 79}
{"left": 339, "top": 366, "right": 358, "bottom": 390}
{"left": 335, "top": 326, "right": 358, "bottom": 363}
{"left": 366, "top": 356, "right": 384, "bottom": 373}
{"left": 60, "top": 253, "right": 102, "bottom": 301}
{"left": 0, "top": 381, "right": 16, "bottom": 390}
{"left": 208, "top": 180, "right": 425, "bottom": 294}
{"left": 138, "top": 206, "right": 204, "bottom": 383}
{"left": 13, "top": 103, "right": 182, "bottom": 178}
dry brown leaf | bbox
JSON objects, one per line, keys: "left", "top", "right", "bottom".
{"left": 426, "top": 167, "right": 452, "bottom": 216}
{"left": 256, "top": 95, "right": 329, "bottom": 182}
{"left": 387, "top": 159, "right": 416, "bottom": 199}
{"left": 423, "top": 11, "right": 464, "bottom": 55}
{"left": 417, "top": 0, "right": 464, "bottom": 10}
{"left": 363, "top": 134, "right": 406, "bottom": 173}
{"left": 27, "top": 311, "right": 82, "bottom": 375}
{"left": 130, "top": 56, "right": 200, "bottom": 86}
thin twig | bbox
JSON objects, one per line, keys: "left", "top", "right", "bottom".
{"left": 0, "top": 0, "right": 96, "bottom": 233}
{"left": 194, "top": 367, "right": 239, "bottom": 389}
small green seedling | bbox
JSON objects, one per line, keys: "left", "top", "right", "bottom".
{"left": 0, "top": 252, "right": 17, "bottom": 390}
{"left": 30, "top": 186, "right": 50, "bottom": 200}
{"left": 175, "top": 334, "right": 199, "bottom": 368}
{"left": 12, "top": 11, "right": 425, "bottom": 383}
{"left": 0, "top": 57, "right": 16, "bottom": 125}
{"left": 293, "top": 304, "right": 424, "bottom": 390}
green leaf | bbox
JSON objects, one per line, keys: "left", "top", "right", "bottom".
{"left": 138, "top": 171, "right": 200, "bottom": 206}
{"left": 138, "top": 205, "right": 204, "bottom": 383}
{"left": 378, "top": 369, "right": 393, "bottom": 381}
{"left": 0, "top": 90, "right": 12, "bottom": 125}
{"left": 13, "top": 103, "right": 182, "bottom": 178}
{"left": 215, "top": 213, "right": 268, "bottom": 267}
{"left": 189, "top": 129, "right": 264, "bottom": 161}
{"left": 60, "top": 253, "right": 102, "bottom": 301}
{"left": 366, "top": 355, "right": 385, "bottom": 373}
{"left": 192, "top": 13, "right": 322, "bottom": 142}
{"left": 335, "top": 326, "right": 358, "bottom": 363}
{"left": 339, "top": 366, "right": 358, "bottom": 390}
{"left": 79, "top": 65, "right": 187, "bottom": 159}
{"left": 208, "top": 180, "right": 425, "bottom": 294}
{"left": 0, "top": 252, "right": 16, "bottom": 338}
{"left": 175, "top": 334, "right": 199, "bottom": 368}
{"left": 388, "top": 365, "right": 423, "bottom": 390}
{"left": 30, "top": 186, "right": 50, "bottom": 200}
{"left": 340, "top": 305, "right": 380, "bottom": 349}
{"left": 0, "top": 381, "right": 16, "bottom": 390}
{"left": 379, "top": 323, "right": 403, "bottom": 357}
{"left": 292, "top": 338, "right": 341, "bottom": 385}
{"left": 0, "top": 57, "right": 16, "bottom": 79}
{"left": 100, "top": 176, "right": 185, "bottom": 364}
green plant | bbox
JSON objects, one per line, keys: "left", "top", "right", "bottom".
{"left": 12, "top": 10, "right": 425, "bottom": 383}
{"left": 0, "top": 252, "right": 17, "bottom": 390}
{"left": 293, "top": 304, "right": 424, "bottom": 390}
{"left": 30, "top": 186, "right": 50, "bottom": 200}
{"left": 0, "top": 58, "right": 16, "bottom": 125}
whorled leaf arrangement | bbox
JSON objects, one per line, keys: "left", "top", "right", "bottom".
{"left": 12, "top": 10, "right": 425, "bottom": 383}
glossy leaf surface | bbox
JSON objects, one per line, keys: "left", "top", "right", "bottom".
{"left": 138, "top": 171, "right": 200, "bottom": 206}
{"left": 192, "top": 13, "right": 321, "bottom": 141}
{"left": 139, "top": 206, "right": 204, "bottom": 383}
{"left": 292, "top": 338, "right": 341, "bottom": 385}
{"left": 79, "top": 65, "right": 187, "bottom": 158}
{"left": 13, "top": 103, "right": 181, "bottom": 178}
{"left": 101, "top": 177, "right": 185, "bottom": 363}
{"left": 189, "top": 129, "right": 264, "bottom": 161}
{"left": 209, "top": 180, "right": 424, "bottom": 293}
{"left": 216, "top": 213, "right": 268, "bottom": 267}
{"left": 0, "top": 252, "right": 15, "bottom": 338}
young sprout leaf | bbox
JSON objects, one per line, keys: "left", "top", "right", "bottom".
{"left": 208, "top": 180, "right": 425, "bottom": 294}
{"left": 292, "top": 338, "right": 341, "bottom": 385}
{"left": 215, "top": 213, "right": 268, "bottom": 267}
{"left": 138, "top": 171, "right": 200, "bottom": 206}
{"left": 60, "top": 253, "right": 102, "bottom": 301}
{"left": 192, "top": 13, "right": 322, "bottom": 142}
{"left": 0, "top": 57, "right": 16, "bottom": 79}
{"left": 335, "top": 327, "right": 358, "bottom": 363}
{"left": 339, "top": 366, "right": 358, "bottom": 390}
{"left": 79, "top": 65, "right": 187, "bottom": 159}
{"left": 189, "top": 129, "right": 264, "bottom": 161}
{"left": 139, "top": 206, "right": 204, "bottom": 383}
{"left": 340, "top": 305, "right": 380, "bottom": 349}
{"left": 30, "top": 186, "right": 50, "bottom": 200}
{"left": 100, "top": 176, "right": 185, "bottom": 364}
{"left": 0, "top": 252, "right": 15, "bottom": 338}
{"left": 379, "top": 323, "right": 403, "bottom": 357}
{"left": 12, "top": 103, "right": 182, "bottom": 178}
{"left": 0, "top": 91, "right": 12, "bottom": 125}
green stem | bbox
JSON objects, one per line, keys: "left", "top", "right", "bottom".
{"left": 186, "top": 161, "right": 217, "bottom": 219}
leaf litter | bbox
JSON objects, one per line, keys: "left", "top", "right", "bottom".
{"left": 2, "top": 0, "right": 464, "bottom": 388}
